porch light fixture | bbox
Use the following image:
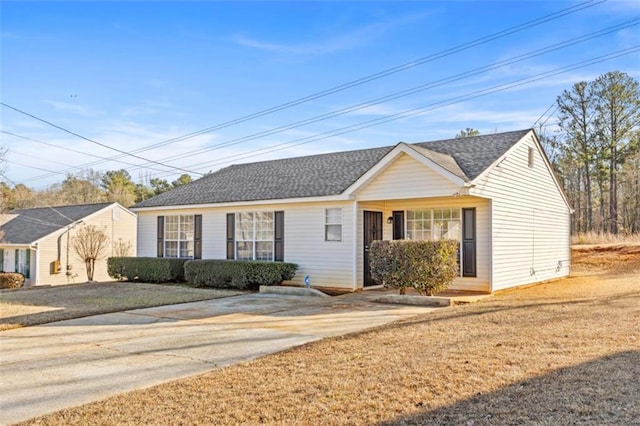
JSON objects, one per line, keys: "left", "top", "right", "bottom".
{"left": 386, "top": 216, "right": 394, "bottom": 224}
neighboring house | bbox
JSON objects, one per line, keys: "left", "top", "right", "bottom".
{"left": 0, "top": 203, "right": 137, "bottom": 286}
{"left": 132, "top": 129, "right": 572, "bottom": 293}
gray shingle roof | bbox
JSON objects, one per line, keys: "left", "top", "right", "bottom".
{"left": 0, "top": 203, "right": 113, "bottom": 245}
{"left": 133, "top": 129, "right": 530, "bottom": 208}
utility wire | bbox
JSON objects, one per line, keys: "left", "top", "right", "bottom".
{"left": 531, "top": 102, "right": 558, "bottom": 127}
{"left": 25, "top": 15, "right": 632, "bottom": 183}
{"left": 0, "top": 130, "right": 184, "bottom": 176}
{"left": 129, "top": 18, "right": 637, "bottom": 168}
{"left": 154, "top": 45, "right": 640, "bottom": 177}
{"left": 18, "top": 0, "right": 605, "bottom": 178}
{"left": 0, "top": 102, "right": 202, "bottom": 176}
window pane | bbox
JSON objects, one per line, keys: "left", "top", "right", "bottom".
{"left": 165, "top": 216, "right": 179, "bottom": 240}
{"left": 256, "top": 242, "right": 273, "bottom": 261}
{"left": 326, "top": 224, "right": 342, "bottom": 241}
{"left": 445, "top": 221, "right": 460, "bottom": 239}
{"left": 236, "top": 242, "right": 254, "bottom": 260}
{"left": 180, "top": 241, "right": 194, "bottom": 258}
{"left": 165, "top": 241, "right": 178, "bottom": 258}
{"left": 255, "top": 212, "right": 274, "bottom": 241}
{"left": 326, "top": 208, "right": 341, "bottom": 224}
{"left": 180, "top": 215, "right": 194, "bottom": 240}
{"left": 236, "top": 212, "right": 254, "bottom": 241}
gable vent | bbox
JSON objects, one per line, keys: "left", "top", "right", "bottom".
{"left": 528, "top": 147, "right": 534, "bottom": 169}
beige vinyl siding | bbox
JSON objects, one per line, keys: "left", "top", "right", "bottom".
{"left": 34, "top": 204, "right": 137, "bottom": 286}
{"left": 472, "top": 133, "right": 571, "bottom": 291}
{"left": 356, "top": 153, "right": 461, "bottom": 201}
{"left": 358, "top": 197, "right": 491, "bottom": 292}
{"left": 137, "top": 201, "right": 356, "bottom": 290}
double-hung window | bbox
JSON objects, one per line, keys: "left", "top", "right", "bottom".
{"left": 235, "top": 212, "right": 274, "bottom": 261}
{"left": 406, "top": 208, "right": 460, "bottom": 241}
{"left": 325, "top": 208, "right": 342, "bottom": 241}
{"left": 164, "top": 215, "right": 195, "bottom": 258}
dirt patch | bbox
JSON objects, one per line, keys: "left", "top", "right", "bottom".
{"left": 19, "top": 246, "right": 640, "bottom": 425}
{"left": 571, "top": 243, "right": 640, "bottom": 275}
{"left": 0, "top": 282, "right": 242, "bottom": 331}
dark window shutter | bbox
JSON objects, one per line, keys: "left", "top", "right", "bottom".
{"left": 157, "top": 216, "right": 164, "bottom": 258}
{"left": 462, "top": 208, "right": 477, "bottom": 277}
{"left": 194, "top": 214, "right": 202, "bottom": 259}
{"left": 25, "top": 249, "right": 30, "bottom": 279}
{"left": 392, "top": 211, "right": 405, "bottom": 240}
{"left": 15, "top": 249, "right": 19, "bottom": 273}
{"left": 274, "top": 211, "right": 284, "bottom": 262}
{"left": 226, "top": 213, "right": 235, "bottom": 260}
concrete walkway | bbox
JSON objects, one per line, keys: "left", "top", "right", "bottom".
{"left": 0, "top": 292, "right": 441, "bottom": 425}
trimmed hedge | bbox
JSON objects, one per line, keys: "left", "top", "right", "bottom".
{"left": 107, "top": 257, "right": 188, "bottom": 283}
{"left": 184, "top": 260, "right": 298, "bottom": 290}
{"left": 0, "top": 272, "right": 25, "bottom": 289}
{"left": 369, "top": 239, "right": 459, "bottom": 296}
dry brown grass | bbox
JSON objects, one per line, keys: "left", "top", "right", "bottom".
{"left": 0, "top": 282, "right": 241, "bottom": 331}
{"left": 571, "top": 231, "right": 640, "bottom": 245}
{"left": 19, "top": 247, "right": 640, "bottom": 425}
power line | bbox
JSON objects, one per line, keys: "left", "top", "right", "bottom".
{"left": 0, "top": 102, "right": 202, "bottom": 176}
{"left": 118, "top": 18, "right": 639, "bottom": 174}
{"left": 532, "top": 102, "right": 558, "bottom": 127}
{"left": 0, "top": 130, "right": 185, "bottom": 176}
{"left": 13, "top": 0, "right": 605, "bottom": 181}
{"left": 156, "top": 45, "right": 640, "bottom": 177}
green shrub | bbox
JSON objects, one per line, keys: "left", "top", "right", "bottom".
{"left": 184, "top": 260, "right": 298, "bottom": 290}
{"left": 0, "top": 272, "right": 25, "bottom": 289}
{"left": 107, "top": 257, "right": 188, "bottom": 283}
{"left": 370, "top": 239, "right": 459, "bottom": 296}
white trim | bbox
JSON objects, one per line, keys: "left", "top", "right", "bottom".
{"left": 488, "top": 199, "right": 494, "bottom": 293}
{"left": 0, "top": 243, "right": 38, "bottom": 249}
{"left": 131, "top": 194, "right": 351, "bottom": 212}
{"left": 352, "top": 200, "right": 358, "bottom": 289}
{"left": 344, "top": 143, "right": 467, "bottom": 196}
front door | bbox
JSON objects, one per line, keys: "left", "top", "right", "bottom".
{"left": 363, "top": 211, "right": 383, "bottom": 287}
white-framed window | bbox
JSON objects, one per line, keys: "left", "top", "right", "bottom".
{"left": 236, "top": 211, "right": 274, "bottom": 261}
{"left": 15, "top": 248, "right": 31, "bottom": 278}
{"left": 164, "top": 215, "right": 195, "bottom": 258}
{"left": 407, "top": 208, "right": 461, "bottom": 241}
{"left": 325, "top": 208, "right": 342, "bottom": 241}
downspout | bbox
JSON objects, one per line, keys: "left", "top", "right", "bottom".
{"left": 56, "top": 220, "right": 83, "bottom": 279}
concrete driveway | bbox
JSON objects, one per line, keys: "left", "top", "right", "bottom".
{"left": 0, "top": 291, "right": 441, "bottom": 425}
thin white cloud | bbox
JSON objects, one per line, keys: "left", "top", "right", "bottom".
{"left": 41, "top": 100, "right": 103, "bottom": 117}
{"left": 233, "top": 11, "right": 428, "bottom": 55}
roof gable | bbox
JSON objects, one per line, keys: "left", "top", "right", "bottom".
{"left": 133, "top": 129, "right": 530, "bottom": 209}
{"left": 0, "top": 202, "right": 114, "bottom": 245}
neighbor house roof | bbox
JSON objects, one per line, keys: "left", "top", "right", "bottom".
{"left": 133, "top": 129, "right": 531, "bottom": 208}
{"left": 0, "top": 202, "right": 114, "bottom": 245}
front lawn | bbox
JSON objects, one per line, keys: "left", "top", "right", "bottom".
{"left": 18, "top": 246, "right": 640, "bottom": 425}
{"left": 0, "top": 282, "right": 242, "bottom": 331}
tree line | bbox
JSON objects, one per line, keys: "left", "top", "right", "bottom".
{"left": 542, "top": 71, "right": 639, "bottom": 235}
{"left": 0, "top": 169, "right": 193, "bottom": 211}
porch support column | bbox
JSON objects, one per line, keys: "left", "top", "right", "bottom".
{"left": 352, "top": 200, "right": 358, "bottom": 289}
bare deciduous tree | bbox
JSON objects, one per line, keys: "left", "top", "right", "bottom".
{"left": 72, "top": 225, "right": 109, "bottom": 281}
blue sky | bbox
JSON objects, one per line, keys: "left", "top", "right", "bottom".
{"left": 1, "top": 0, "right": 639, "bottom": 189}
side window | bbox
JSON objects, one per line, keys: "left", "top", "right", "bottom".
{"left": 325, "top": 208, "right": 342, "bottom": 241}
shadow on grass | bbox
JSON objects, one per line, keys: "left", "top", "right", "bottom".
{"left": 380, "top": 350, "right": 640, "bottom": 425}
